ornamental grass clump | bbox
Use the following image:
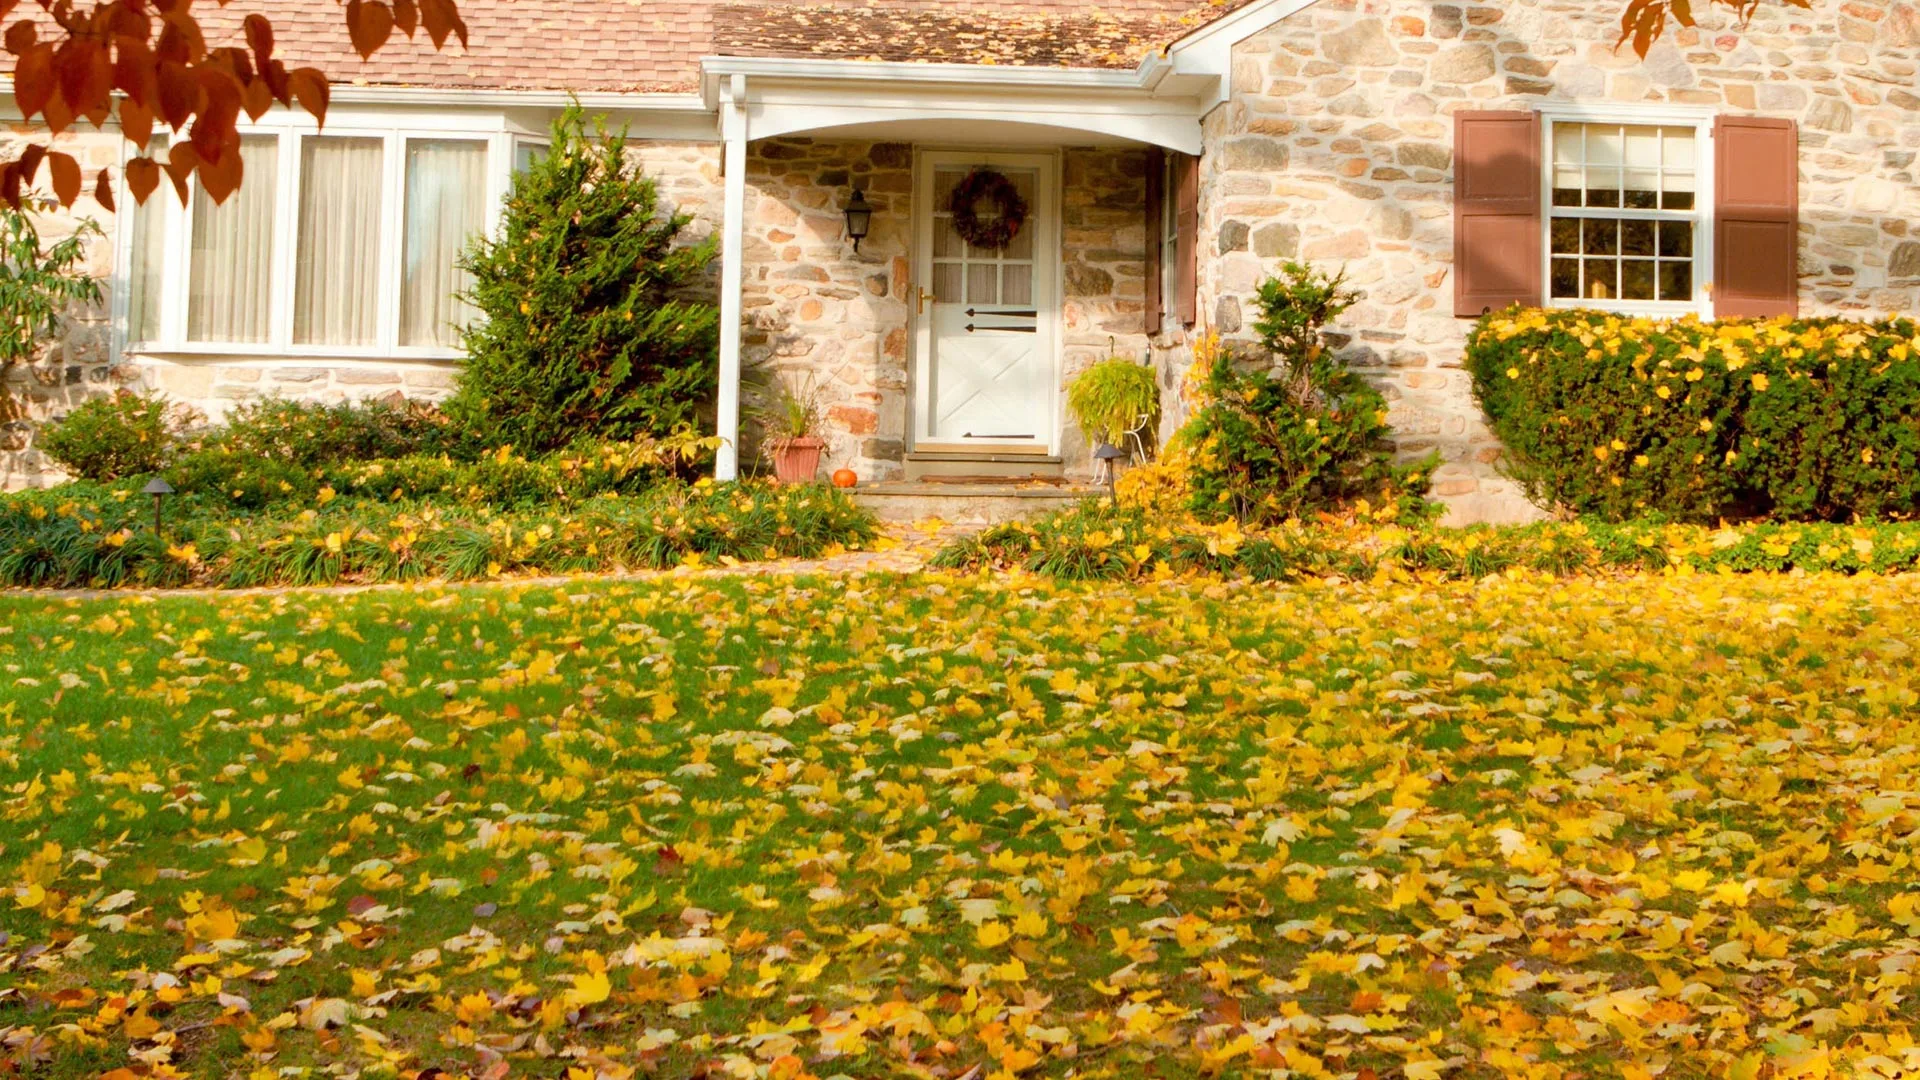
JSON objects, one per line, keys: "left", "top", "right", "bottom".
{"left": 1466, "top": 307, "right": 1920, "bottom": 522}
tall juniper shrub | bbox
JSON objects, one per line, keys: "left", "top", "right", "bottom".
{"left": 448, "top": 104, "right": 718, "bottom": 452}
{"left": 1174, "top": 263, "right": 1433, "bottom": 523}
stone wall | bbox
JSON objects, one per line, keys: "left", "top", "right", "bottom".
{"left": 0, "top": 127, "right": 124, "bottom": 490}
{"left": 1060, "top": 147, "right": 1153, "bottom": 472}
{"left": 1191, "top": 0, "right": 1920, "bottom": 524}
{"left": 741, "top": 138, "right": 914, "bottom": 481}
{"left": 739, "top": 140, "right": 1152, "bottom": 481}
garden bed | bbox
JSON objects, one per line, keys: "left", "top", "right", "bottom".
{"left": 934, "top": 501, "right": 1920, "bottom": 580}
{"left": 0, "top": 478, "right": 876, "bottom": 589}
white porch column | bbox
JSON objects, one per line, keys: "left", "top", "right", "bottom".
{"left": 714, "top": 74, "right": 749, "bottom": 481}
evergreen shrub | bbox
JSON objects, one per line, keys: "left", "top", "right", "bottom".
{"left": 448, "top": 104, "right": 718, "bottom": 452}
{"left": 1466, "top": 308, "right": 1920, "bottom": 521}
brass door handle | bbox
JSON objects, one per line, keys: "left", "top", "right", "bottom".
{"left": 917, "top": 287, "right": 935, "bottom": 315}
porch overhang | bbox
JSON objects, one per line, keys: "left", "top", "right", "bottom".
{"left": 700, "top": 0, "right": 1322, "bottom": 480}
{"left": 697, "top": 55, "right": 1212, "bottom": 155}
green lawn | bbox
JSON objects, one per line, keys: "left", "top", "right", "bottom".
{"left": 3, "top": 571, "right": 1919, "bottom": 1079}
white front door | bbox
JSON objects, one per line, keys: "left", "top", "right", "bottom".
{"left": 912, "top": 151, "right": 1059, "bottom": 452}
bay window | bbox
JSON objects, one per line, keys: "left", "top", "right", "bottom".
{"left": 120, "top": 119, "right": 543, "bottom": 357}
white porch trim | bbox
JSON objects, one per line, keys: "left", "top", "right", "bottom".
{"left": 714, "top": 74, "right": 748, "bottom": 481}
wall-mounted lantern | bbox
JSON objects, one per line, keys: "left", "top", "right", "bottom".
{"left": 842, "top": 189, "right": 873, "bottom": 254}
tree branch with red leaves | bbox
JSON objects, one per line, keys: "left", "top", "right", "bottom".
{"left": 3, "top": 0, "right": 465, "bottom": 210}
{"left": 1619, "top": 0, "right": 1814, "bottom": 55}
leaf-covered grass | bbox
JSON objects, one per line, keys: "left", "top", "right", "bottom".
{"left": 934, "top": 501, "right": 1920, "bottom": 580}
{"left": 0, "top": 479, "right": 876, "bottom": 589}
{"left": 4, "top": 571, "right": 1920, "bottom": 1078}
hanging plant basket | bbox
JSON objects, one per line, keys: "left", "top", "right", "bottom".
{"left": 949, "top": 169, "right": 1028, "bottom": 250}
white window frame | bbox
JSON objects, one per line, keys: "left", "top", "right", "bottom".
{"left": 1537, "top": 103, "right": 1715, "bottom": 319}
{"left": 114, "top": 107, "right": 540, "bottom": 362}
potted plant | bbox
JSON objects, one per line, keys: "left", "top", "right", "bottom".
{"left": 1066, "top": 352, "right": 1159, "bottom": 462}
{"left": 751, "top": 374, "right": 827, "bottom": 484}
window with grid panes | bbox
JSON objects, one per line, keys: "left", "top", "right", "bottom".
{"left": 1547, "top": 120, "right": 1704, "bottom": 309}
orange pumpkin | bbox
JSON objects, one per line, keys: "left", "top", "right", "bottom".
{"left": 831, "top": 468, "right": 858, "bottom": 489}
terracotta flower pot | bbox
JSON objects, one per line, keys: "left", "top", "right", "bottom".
{"left": 769, "top": 436, "right": 825, "bottom": 484}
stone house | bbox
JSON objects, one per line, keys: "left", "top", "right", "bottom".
{"left": 5, "top": 0, "right": 1914, "bottom": 523}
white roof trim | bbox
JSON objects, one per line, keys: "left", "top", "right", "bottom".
{"left": 1158, "top": 0, "right": 1322, "bottom": 112}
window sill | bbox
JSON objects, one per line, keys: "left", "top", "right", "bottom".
{"left": 125, "top": 344, "right": 465, "bottom": 364}
{"left": 1543, "top": 299, "right": 1709, "bottom": 319}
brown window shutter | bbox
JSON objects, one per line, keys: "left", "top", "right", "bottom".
{"left": 1452, "top": 110, "right": 1543, "bottom": 318}
{"left": 1144, "top": 146, "right": 1164, "bottom": 337}
{"left": 1713, "top": 115, "right": 1798, "bottom": 319}
{"left": 1173, "top": 151, "right": 1199, "bottom": 327}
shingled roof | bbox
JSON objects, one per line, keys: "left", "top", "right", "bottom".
{"left": 156, "top": 0, "right": 1250, "bottom": 93}
{"left": 710, "top": 1, "right": 1245, "bottom": 70}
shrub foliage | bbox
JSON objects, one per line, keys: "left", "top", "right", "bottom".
{"left": 37, "top": 389, "right": 190, "bottom": 481}
{"left": 1466, "top": 308, "right": 1920, "bottom": 522}
{"left": 448, "top": 105, "right": 718, "bottom": 452}
{"left": 934, "top": 500, "right": 1920, "bottom": 582}
{"left": 0, "top": 479, "right": 874, "bottom": 589}
{"left": 1137, "top": 264, "right": 1432, "bottom": 524}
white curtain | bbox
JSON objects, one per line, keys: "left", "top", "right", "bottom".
{"left": 294, "top": 136, "right": 384, "bottom": 346}
{"left": 127, "top": 138, "right": 168, "bottom": 343}
{"left": 187, "top": 136, "right": 277, "bottom": 343}
{"left": 400, "top": 139, "right": 486, "bottom": 348}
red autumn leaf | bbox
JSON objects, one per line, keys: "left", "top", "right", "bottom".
{"left": 120, "top": 96, "right": 155, "bottom": 150}
{"left": 15, "top": 142, "right": 45, "bottom": 187}
{"left": 52, "top": 38, "right": 113, "bottom": 125}
{"left": 13, "top": 43, "right": 53, "bottom": 118}
{"left": 111, "top": 37, "right": 158, "bottom": 108}
{"left": 392, "top": 0, "right": 418, "bottom": 38}
{"left": 4, "top": 20, "right": 35, "bottom": 55}
{"left": 344, "top": 0, "right": 395, "bottom": 61}
{"left": 287, "top": 66, "right": 328, "bottom": 128}
{"left": 93, "top": 165, "right": 116, "bottom": 212}
{"left": 124, "top": 155, "right": 160, "bottom": 204}
{"left": 419, "top": 0, "right": 468, "bottom": 48}
{"left": 46, "top": 150, "right": 80, "bottom": 206}
{"left": 189, "top": 69, "right": 242, "bottom": 167}
{"left": 243, "top": 13, "right": 273, "bottom": 64}
{"left": 0, "top": 163, "right": 18, "bottom": 209}
{"left": 197, "top": 146, "right": 243, "bottom": 205}
{"left": 155, "top": 60, "right": 200, "bottom": 131}
{"left": 241, "top": 76, "right": 272, "bottom": 120}
{"left": 161, "top": 141, "right": 198, "bottom": 204}
{"left": 42, "top": 90, "right": 75, "bottom": 135}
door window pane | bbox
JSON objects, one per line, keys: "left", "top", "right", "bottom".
{"left": 188, "top": 136, "right": 278, "bottom": 343}
{"left": 294, "top": 136, "right": 384, "bottom": 347}
{"left": 400, "top": 139, "right": 487, "bottom": 348}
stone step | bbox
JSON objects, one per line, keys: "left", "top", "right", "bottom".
{"left": 852, "top": 481, "right": 1106, "bottom": 525}
{"left": 905, "top": 452, "right": 1066, "bottom": 481}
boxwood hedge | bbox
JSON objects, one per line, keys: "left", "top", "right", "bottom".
{"left": 1464, "top": 308, "right": 1920, "bottom": 522}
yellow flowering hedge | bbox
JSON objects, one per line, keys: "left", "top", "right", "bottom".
{"left": 934, "top": 501, "right": 1920, "bottom": 581}
{"left": 0, "top": 479, "right": 876, "bottom": 589}
{"left": 1466, "top": 308, "right": 1920, "bottom": 521}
